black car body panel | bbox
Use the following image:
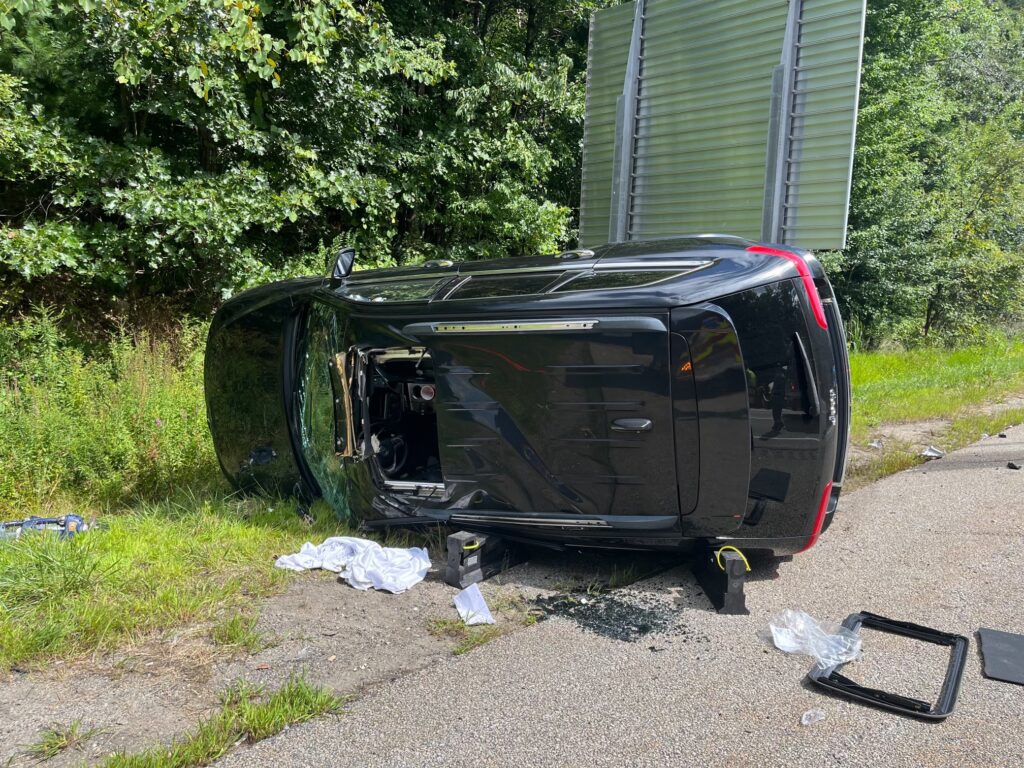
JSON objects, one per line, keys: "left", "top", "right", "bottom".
{"left": 204, "top": 236, "right": 851, "bottom": 555}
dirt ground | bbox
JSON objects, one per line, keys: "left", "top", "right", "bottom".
{"left": 0, "top": 566, "right": 500, "bottom": 767}
{"left": 0, "top": 547, "right": 638, "bottom": 767}
{"left": 846, "top": 395, "right": 1024, "bottom": 472}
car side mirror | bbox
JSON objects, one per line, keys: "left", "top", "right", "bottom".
{"left": 329, "top": 246, "right": 356, "bottom": 287}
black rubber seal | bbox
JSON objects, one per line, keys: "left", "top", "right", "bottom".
{"left": 806, "top": 611, "right": 969, "bottom": 720}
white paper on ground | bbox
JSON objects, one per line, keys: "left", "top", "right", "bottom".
{"left": 274, "top": 536, "right": 431, "bottom": 594}
{"left": 453, "top": 583, "right": 496, "bottom": 625}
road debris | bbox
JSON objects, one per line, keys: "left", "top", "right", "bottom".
{"left": 1, "top": 514, "right": 89, "bottom": 540}
{"left": 921, "top": 445, "right": 945, "bottom": 460}
{"left": 800, "top": 708, "right": 826, "bottom": 726}
{"left": 532, "top": 592, "right": 686, "bottom": 643}
{"left": 768, "top": 609, "right": 861, "bottom": 669}
{"left": 1007, "top": 462, "right": 1021, "bottom": 470}
{"left": 806, "top": 612, "right": 968, "bottom": 720}
{"left": 453, "top": 583, "right": 495, "bottom": 626}
{"left": 977, "top": 628, "right": 1024, "bottom": 686}
{"left": 868, "top": 439, "right": 883, "bottom": 449}
{"left": 275, "top": 536, "right": 430, "bottom": 593}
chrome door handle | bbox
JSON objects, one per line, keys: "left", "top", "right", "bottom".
{"left": 611, "top": 418, "right": 653, "bottom": 433}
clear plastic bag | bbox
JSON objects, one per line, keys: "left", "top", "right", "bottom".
{"left": 769, "top": 608, "right": 862, "bottom": 671}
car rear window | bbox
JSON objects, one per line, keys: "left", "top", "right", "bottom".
{"left": 717, "top": 280, "right": 820, "bottom": 437}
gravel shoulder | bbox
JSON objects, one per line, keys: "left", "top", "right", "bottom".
{"left": 0, "top": 563, "right": 542, "bottom": 767}
{"left": 216, "top": 426, "right": 1024, "bottom": 768}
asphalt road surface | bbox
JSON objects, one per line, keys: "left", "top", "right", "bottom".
{"left": 219, "top": 426, "right": 1024, "bottom": 768}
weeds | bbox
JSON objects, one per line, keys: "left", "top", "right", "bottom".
{"left": 101, "top": 676, "right": 344, "bottom": 768}
{"left": 426, "top": 618, "right": 506, "bottom": 655}
{"left": 427, "top": 589, "right": 537, "bottom": 654}
{"left": 487, "top": 592, "right": 539, "bottom": 627}
{"left": 0, "top": 311, "right": 217, "bottom": 515}
{"left": 846, "top": 441, "right": 926, "bottom": 489}
{"left": 210, "top": 613, "right": 267, "bottom": 655}
{"left": 23, "top": 720, "right": 103, "bottom": 761}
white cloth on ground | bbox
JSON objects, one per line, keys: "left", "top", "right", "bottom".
{"left": 274, "top": 536, "right": 431, "bottom": 594}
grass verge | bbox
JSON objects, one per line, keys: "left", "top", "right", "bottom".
{"left": 849, "top": 335, "right": 1024, "bottom": 441}
{"left": 0, "top": 496, "right": 352, "bottom": 670}
{"left": 101, "top": 677, "right": 344, "bottom": 768}
{"left": 0, "top": 315, "right": 432, "bottom": 671}
{"left": 847, "top": 335, "right": 1024, "bottom": 488}
{"left": 846, "top": 407, "right": 1024, "bottom": 489}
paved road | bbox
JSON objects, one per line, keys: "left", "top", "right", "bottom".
{"left": 220, "top": 427, "right": 1024, "bottom": 768}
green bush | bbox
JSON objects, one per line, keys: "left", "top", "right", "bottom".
{"left": 0, "top": 310, "right": 218, "bottom": 514}
{"left": 0, "top": 1, "right": 596, "bottom": 316}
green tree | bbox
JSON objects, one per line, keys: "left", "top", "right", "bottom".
{"left": 3, "top": 0, "right": 1022, "bottom": 345}
{"left": 827, "top": 0, "right": 1024, "bottom": 345}
{"left": 0, "top": 0, "right": 604, "bottom": 320}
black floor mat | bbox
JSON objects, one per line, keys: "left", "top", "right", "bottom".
{"left": 978, "top": 628, "right": 1024, "bottom": 686}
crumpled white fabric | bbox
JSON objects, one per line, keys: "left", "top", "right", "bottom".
{"left": 274, "top": 536, "right": 430, "bottom": 594}
{"left": 453, "top": 583, "right": 495, "bottom": 625}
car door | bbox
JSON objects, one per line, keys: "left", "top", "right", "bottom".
{"left": 414, "top": 313, "right": 680, "bottom": 519}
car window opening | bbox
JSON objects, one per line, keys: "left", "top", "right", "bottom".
{"left": 353, "top": 347, "right": 444, "bottom": 493}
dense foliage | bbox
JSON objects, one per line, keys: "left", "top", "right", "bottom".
{"left": 0, "top": 310, "right": 215, "bottom": 511}
{"left": 1, "top": 0, "right": 1022, "bottom": 344}
{"left": 0, "top": 0, "right": 602, "bottom": 320}
{"left": 828, "top": 0, "right": 1024, "bottom": 345}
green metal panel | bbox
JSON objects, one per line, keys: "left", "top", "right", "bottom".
{"left": 579, "top": 0, "right": 866, "bottom": 251}
{"left": 781, "top": 0, "right": 866, "bottom": 249}
{"left": 633, "top": 0, "right": 788, "bottom": 241}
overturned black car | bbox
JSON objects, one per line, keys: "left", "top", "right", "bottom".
{"left": 205, "top": 235, "right": 850, "bottom": 556}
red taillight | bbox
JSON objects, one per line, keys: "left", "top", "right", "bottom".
{"left": 747, "top": 245, "right": 828, "bottom": 330}
{"left": 798, "top": 481, "right": 834, "bottom": 553}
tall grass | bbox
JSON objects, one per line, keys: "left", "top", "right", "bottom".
{"left": 0, "top": 312, "right": 342, "bottom": 668}
{"left": 849, "top": 334, "right": 1024, "bottom": 439}
{"left": 0, "top": 310, "right": 218, "bottom": 515}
